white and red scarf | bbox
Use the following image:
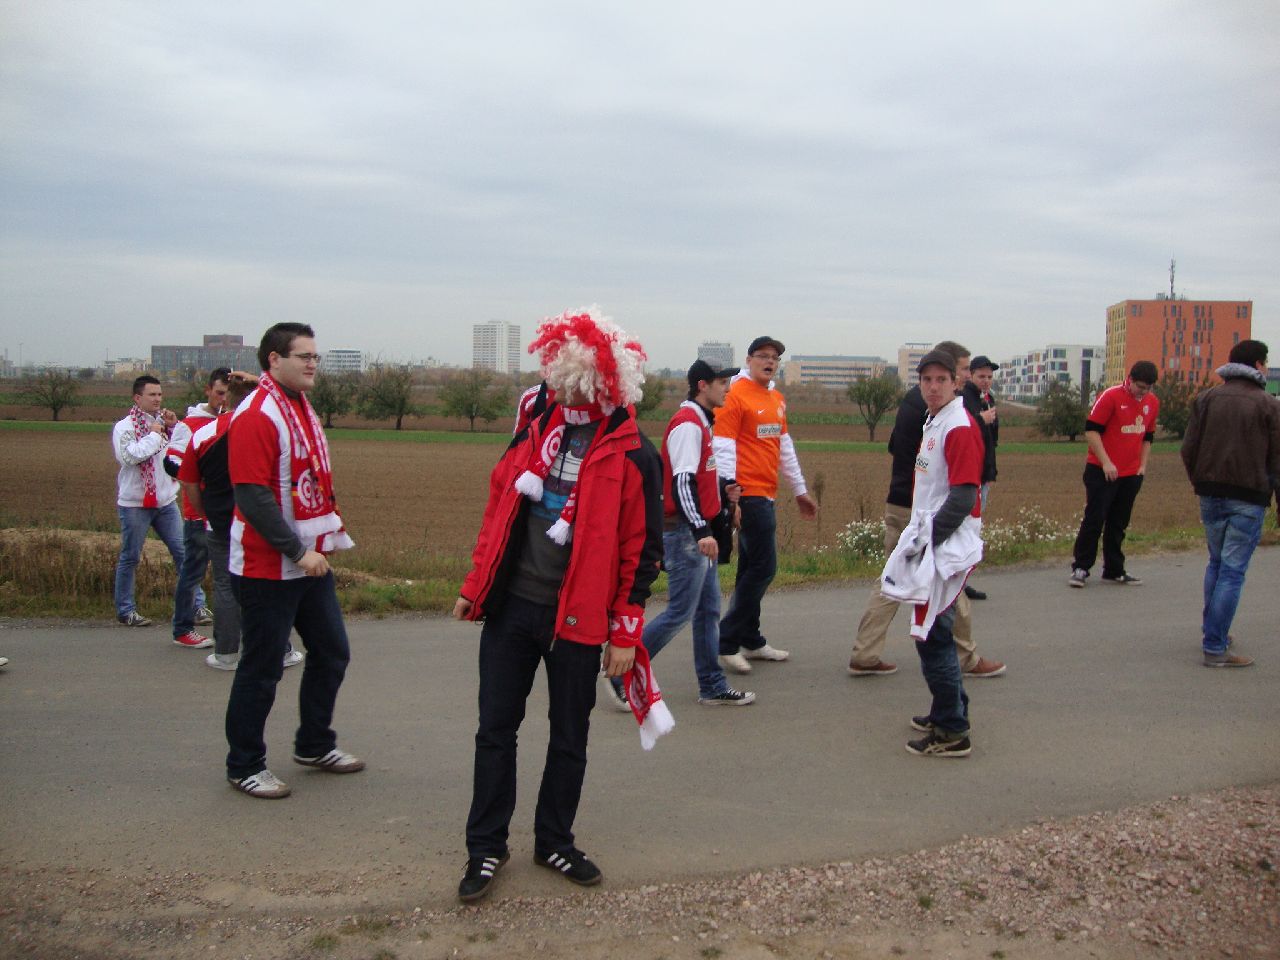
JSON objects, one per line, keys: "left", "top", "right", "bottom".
{"left": 622, "top": 645, "right": 675, "bottom": 750}
{"left": 513, "top": 400, "right": 608, "bottom": 545}
{"left": 129, "top": 404, "right": 163, "bottom": 508}
{"left": 257, "top": 373, "right": 354, "bottom": 554}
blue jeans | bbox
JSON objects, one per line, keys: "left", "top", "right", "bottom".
{"left": 640, "top": 527, "right": 729, "bottom": 698}
{"left": 224, "top": 572, "right": 351, "bottom": 779}
{"left": 914, "top": 603, "right": 970, "bottom": 736}
{"left": 719, "top": 496, "right": 777, "bottom": 654}
{"left": 173, "top": 519, "right": 208, "bottom": 637}
{"left": 466, "top": 594, "right": 601, "bottom": 859}
{"left": 114, "top": 503, "right": 184, "bottom": 618}
{"left": 205, "top": 527, "right": 242, "bottom": 656}
{"left": 1200, "top": 497, "right": 1265, "bottom": 655}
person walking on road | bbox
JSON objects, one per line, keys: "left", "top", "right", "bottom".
{"left": 1069, "top": 361, "right": 1159, "bottom": 588}
{"left": 452, "top": 307, "right": 662, "bottom": 903}
{"left": 223, "top": 324, "right": 361, "bottom": 800}
{"left": 713, "top": 335, "right": 816, "bottom": 674}
{"left": 1180, "top": 339, "right": 1279, "bottom": 668}
{"left": 960, "top": 355, "right": 1000, "bottom": 601}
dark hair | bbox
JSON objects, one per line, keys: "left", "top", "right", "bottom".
{"left": 257, "top": 323, "right": 315, "bottom": 371}
{"left": 932, "top": 340, "right": 971, "bottom": 361}
{"left": 1129, "top": 360, "right": 1159, "bottom": 385}
{"left": 226, "top": 374, "right": 259, "bottom": 407}
{"left": 207, "top": 366, "right": 232, "bottom": 387}
{"left": 132, "top": 374, "right": 160, "bottom": 397}
{"left": 1228, "top": 339, "right": 1268, "bottom": 368}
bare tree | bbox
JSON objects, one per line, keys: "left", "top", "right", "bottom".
{"left": 358, "top": 364, "right": 419, "bottom": 430}
{"left": 439, "top": 369, "right": 510, "bottom": 432}
{"left": 310, "top": 371, "right": 363, "bottom": 428}
{"left": 20, "top": 369, "right": 81, "bottom": 421}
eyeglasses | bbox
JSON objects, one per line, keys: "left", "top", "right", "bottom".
{"left": 750, "top": 353, "right": 780, "bottom": 362}
{"left": 288, "top": 353, "right": 323, "bottom": 365}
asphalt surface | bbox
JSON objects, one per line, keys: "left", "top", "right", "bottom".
{"left": 1, "top": 548, "right": 1276, "bottom": 909}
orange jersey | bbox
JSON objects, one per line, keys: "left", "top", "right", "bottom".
{"left": 714, "top": 377, "right": 788, "bottom": 498}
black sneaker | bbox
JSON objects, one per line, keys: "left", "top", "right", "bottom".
{"left": 1101, "top": 572, "right": 1142, "bottom": 585}
{"left": 963, "top": 585, "right": 987, "bottom": 600}
{"left": 910, "top": 715, "right": 934, "bottom": 732}
{"left": 458, "top": 852, "right": 509, "bottom": 903}
{"left": 698, "top": 687, "right": 756, "bottom": 706}
{"left": 534, "top": 847, "right": 602, "bottom": 886}
{"left": 906, "top": 730, "right": 971, "bottom": 758}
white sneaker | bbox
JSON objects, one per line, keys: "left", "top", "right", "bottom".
{"left": 282, "top": 648, "right": 304, "bottom": 669}
{"left": 205, "top": 652, "right": 239, "bottom": 671}
{"left": 0, "top": 656, "right": 8, "bottom": 669}
{"left": 293, "top": 749, "right": 366, "bottom": 773}
{"left": 599, "top": 672, "right": 631, "bottom": 712}
{"left": 744, "top": 643, "right": 790, "bottom": 662}
{"left": 719, "top": 652, "right": 752, "bottom": 674}
{"left": 228, "top": 769, "right": 291, "bottom": 798}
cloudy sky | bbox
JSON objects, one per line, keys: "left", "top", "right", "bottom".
{"left": 2, "top": 1, "right": 1278, "bottom": 372}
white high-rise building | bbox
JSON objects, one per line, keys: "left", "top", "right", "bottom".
{"left": 897, "top": 342, "right": 932, "bottom": 385}
{"left": 993, "top": 343, "right": 1106, "bottom": 403}
{"left": 321, "top": 349, "right": 365, "bottom": 374}
{"left": 472, "top": 320, "right": 522, "bottom": 373}
{"left": 697, "top": 340, "right": 735, "bottom": 369}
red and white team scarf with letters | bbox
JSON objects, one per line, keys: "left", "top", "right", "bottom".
{"left": 622, "top": 645, "right": 675, "bottom": 751}
{"left": 257, "top": 373, "right": 354, "bottom": 554}
{"left": 513, "top": 400, "right": 607, "bottom": 545}
{"left": 129, "top": 404, "right": 161, "bottom": 508}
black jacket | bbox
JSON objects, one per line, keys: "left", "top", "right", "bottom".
{"left": 961, "top": 382, "right": 998, "bottom": 483}
{"left": 886, "top": 387, "right": 928, "bottom": 508}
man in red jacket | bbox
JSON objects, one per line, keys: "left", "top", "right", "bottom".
{"left": 453, "top": 307, "right": 662, "bottom": 903}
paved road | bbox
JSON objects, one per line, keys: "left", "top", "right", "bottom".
{"left": 1, "top": 549, "right": 1276, "bottom": 910}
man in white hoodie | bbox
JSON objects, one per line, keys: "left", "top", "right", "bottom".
{"left": 883, "top": 351, "right": 984, "bottom": 758}
{"left": 112, "top": 375, "right": 197, "bottom": 639}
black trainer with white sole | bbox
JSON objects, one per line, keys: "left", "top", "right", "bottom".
{"left": 534, "top": 847, "right": 602, "bottom": 886}
{"left": 905, "top": 730, "right": 972, "bottom": 758}
{"left": 458, "top": 853, "right": 510, "bottom": 902}
{"left": 697, "top": 688, "right": 756, "bottom": 706}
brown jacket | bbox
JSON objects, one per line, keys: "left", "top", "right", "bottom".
{"left": 1180, "top": 366, "right": 1280, "bottom": 508}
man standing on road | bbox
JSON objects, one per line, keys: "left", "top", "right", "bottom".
{"left": 605, "top": 360, "right": 754, "bottom": 710}
{"left": 880, "top": 350, "right": 984, "bottom": 758}
{"left": 959, "top": 355, "right": 1000, "bottom": 601}
{"left": 164, "top": 367, "right": 231, "bottom": 632}
{"left": 713, "top": 336, "right": 816, "bottom": 674}
{"left": 223, "top": 324, "right": 361, "bottom": 800}
{"left": 1180, "top": 340, "right": 1279, "bottom": 668}
{"left": 452, "top": 307, "right": 661, "bottom": 903}
{"left": 847, "top": 341, "right": 1004, "bottom": 679}
{"left": 111, "top": 375, "right": 205, "bottom": 647}
{"left": 1068, "top": 360, "right": 1160, "bottom": 588}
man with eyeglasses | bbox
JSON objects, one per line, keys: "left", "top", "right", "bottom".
{"left": 1068, "top": 360, "right": 1160, "bottom": 588}
{"left": 222, "top": 324, "right": 362, "bottom": 799}
{"left": 713, "top": 336, "right": 817, "bottom": 673}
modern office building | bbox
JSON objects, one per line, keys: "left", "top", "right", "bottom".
{"left": 150, "top": 335, "right": 259, "bottom": 376}
{"left": 697, "top": 340, "right": 735, "bottom": 369}
{"left": 897, "top": 342, "right": 932, "bottom": 386}
{"left": 783, "top": 355, "right": 888, "bottom": 389}
{"left": 320, "top": 349, "right": 365, "bottom": 374}
{"left": 472, "top": 320, "right": 522, "bottom": 373}
{"left": 1104, "top": 297, "right": 1251, "bottom": 385}
{"left": 993, "top": 344, "right": 1106, "bottom": 403}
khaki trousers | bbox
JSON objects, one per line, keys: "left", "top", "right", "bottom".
{"left": 849, "top": 502, "right": 978, "bottom": 670}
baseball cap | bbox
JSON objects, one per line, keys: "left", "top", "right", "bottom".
{"left": 970, "top": 355, "right": 999, "bottom": 371}
{"left": 687, "top": 359, "right": 738, "bottom": 391}
{"left": 917, "top": 349, "right": 957, "bottom": 376}
{"left": 747, "top": 336, "right": 785, "bottom": 357}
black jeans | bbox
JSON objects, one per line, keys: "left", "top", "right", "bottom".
{"left": 719, "top": 496, "right": 776, "bottom": 654}
{"left": 225, "top": 572, "right": 350, "bottom": 779}
{"left": 1071, "top": 464, "right": 1144, "bottom": 578}
{"left": 465, "top": 594, "right": 601, "bottom": 859}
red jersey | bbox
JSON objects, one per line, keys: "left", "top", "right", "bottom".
{"left": 1086, "top": 383, "right": 1159, "bottom": 477}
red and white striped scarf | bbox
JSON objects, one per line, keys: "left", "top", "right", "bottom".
{"left": 513, "top": 400, "right": 608, "bottom": 545}
{"left": 129, "top": 404, "right": 161, "bottom": 508}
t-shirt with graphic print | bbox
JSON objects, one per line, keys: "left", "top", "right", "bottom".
{"left": 510, "top": 420, "right": 600, "bottom": 606}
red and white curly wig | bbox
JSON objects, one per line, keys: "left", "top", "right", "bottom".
{"left": 527, "top": 305, "right": 647, "bottom": 413}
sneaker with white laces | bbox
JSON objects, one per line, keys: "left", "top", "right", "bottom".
{"left": 282, "top": 648, "right": 304, "bottom": 669}
{"left": 458, "top": 852, "right": 510, "bottom": 903}
{"left": 906, "top": 730, "right": 972, "bottom": 758}
{"left": 173, "top": 631, "right": 213, "bottom": 649}
{"left": 228, "top": 769, "right": 291, "bottom": 798}
{"left": 698, "top": 687, "right": 756, "bottom": 706}
{"left": 292, "top": 749, "right": 366, "bottom": 773}
{"left": 719, "top": 652, "right": 752, "bottom": 674}
{"left": 194, "top": 606, "right": 215, "bottom": 625}
{"left": 1068, "top": 568, "right": 1088, "bottom": 588}
{"left": 1101, "top": 572, "right": 1143, "bottom": 585}
{"left": 205, "top": 652, "right": 239, "bottom": 671}
{"left": 118, "top": 611, "right": 152, "bottom": 627}
{"left": 534, "top": 847, "right": 602, "bottom": 886}
{"left": 599, "top": 672, "right": 631, "bottom": 713}
{"left": 744, "top": 643, "right": 790, "bottom": 662}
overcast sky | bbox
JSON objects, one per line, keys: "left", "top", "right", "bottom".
{"left": 2, "top": 1, "right": 1278, "bottom": 373}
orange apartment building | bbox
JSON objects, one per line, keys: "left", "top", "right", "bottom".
{"left": 1104, "top": 298, "right": 1252, "bottom": 385}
